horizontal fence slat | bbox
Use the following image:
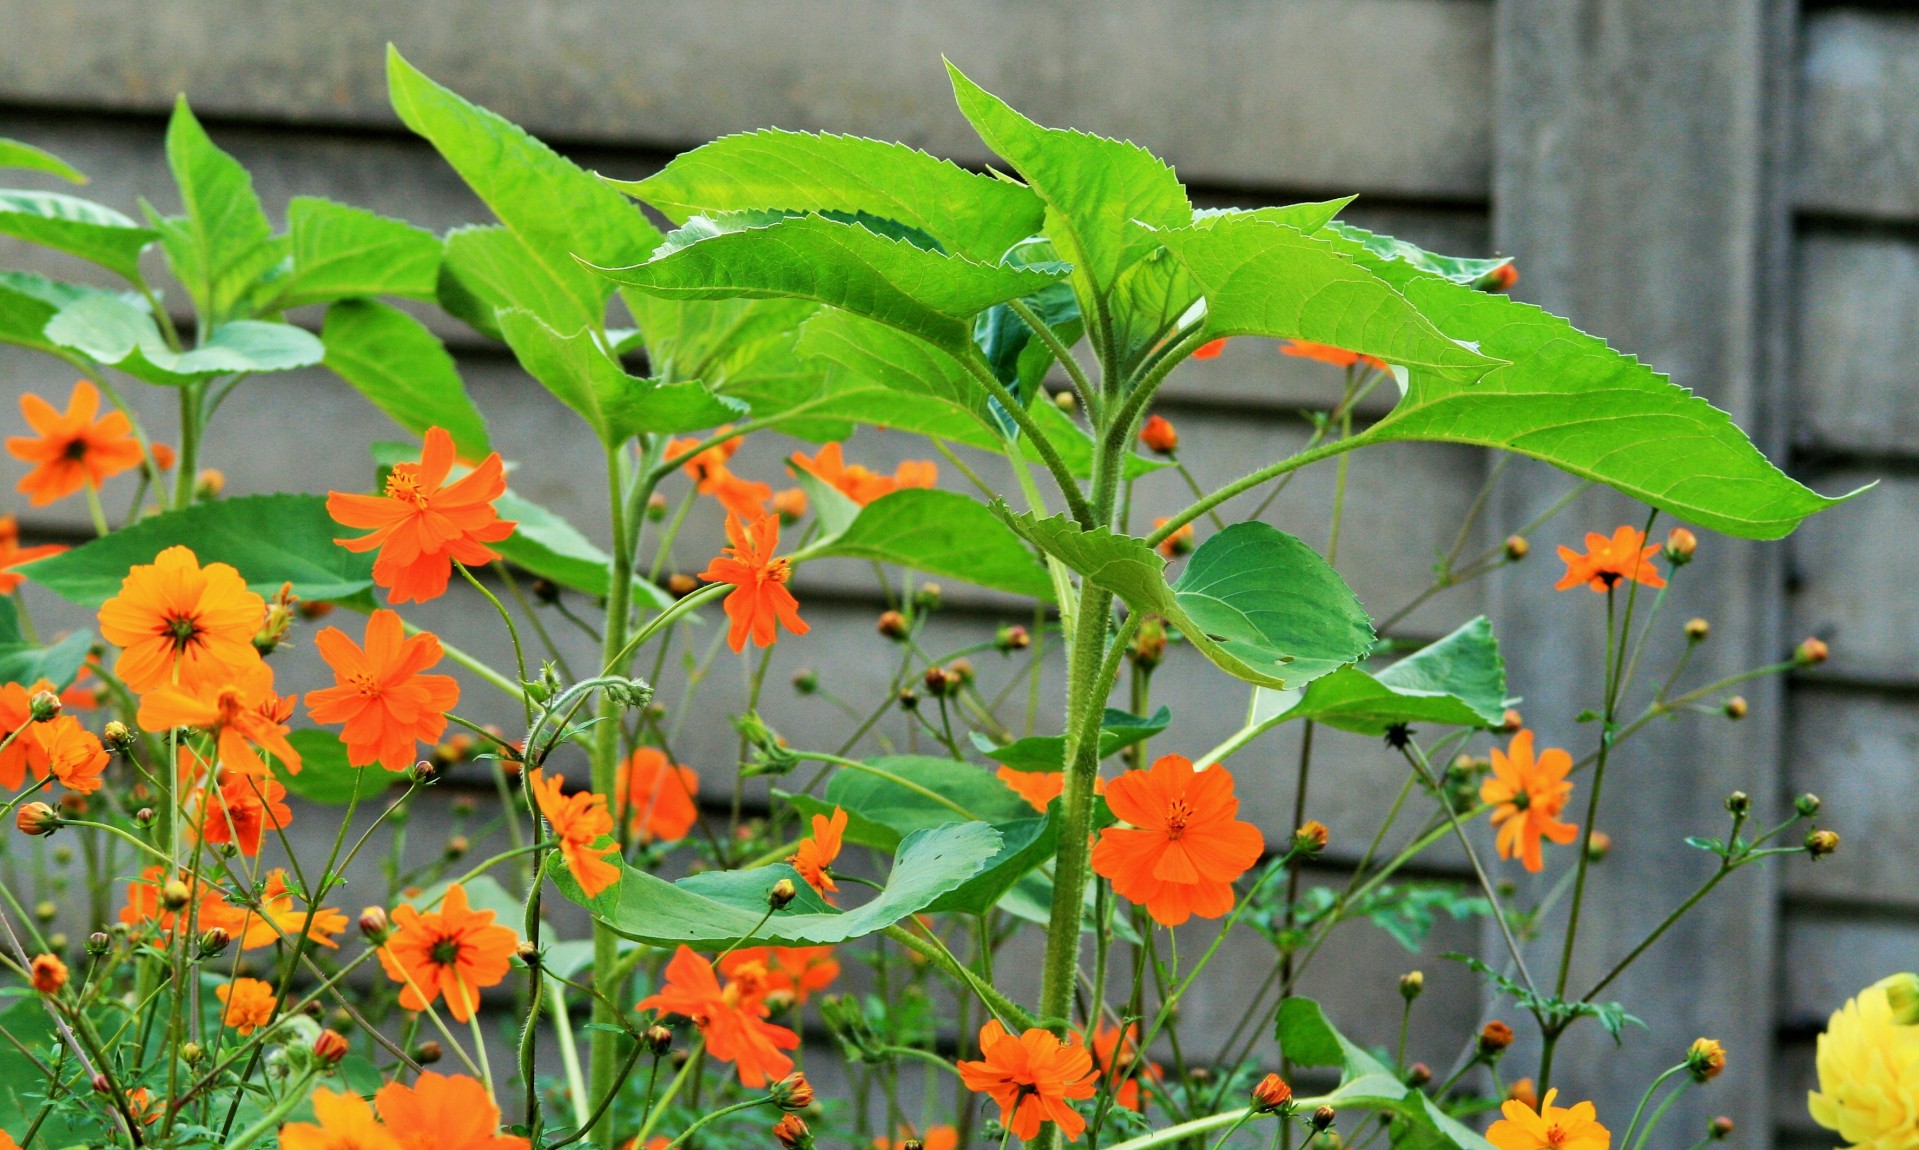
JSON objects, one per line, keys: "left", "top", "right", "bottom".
{"left": 1794, "top": 229, "right": 1919, "bottom": 459}
{"left": 1797, "top": 9, "right": 1919, "bottom": 221}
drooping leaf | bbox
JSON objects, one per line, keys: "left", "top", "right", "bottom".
{"left": 19, "top": 494, "right": 374, "bottom": 607}
{"left": 0, "top": 1000, "right": 90, "bottom": 1142}
{"left": 0, "top": 137, "right": 86, "bottom": 184}
{"left": 44, "top": 293, "right": 323, "bottom": 386}
{"left": 495, "top": 307, "right": 745, "bottom": 445}
{"left": 1260, "top": 616, "right": 1508, "bottom": 736}
{"left": 588, "top": 212, "right": 1067, "bottom": 357}
{"left": 1325, "top": 222, "right": 1511, "bottom": 286}
{"left": 387, "top": 46, "right": 657, "bottom": 331}
{"left": 551, "top": 821, "right": 1001, "bottom": 947}
{"left": 0, "top": 190, "right": 158, "bottom": 281}
{"left": 321, "top": 299, "right": 490, "bottom": 459}
{"left": 973, "top": 235, "right": 1083, "bottom": 432}
{"left": 974, "top": 706, "right": 1172, "bottom": 773}
{"left": 492, "top": 489, "right": 673, "bottom": 610}
{"left": 274, "top": 728, "right": 398, "bottom": 805}
{"left": 281, "top": 197, "right": 441, "bottom": 306}
{"left": 162, "top": 96, "right": 275, "bottom": 321}
{"left": 613, "top": 129, "right": 1043, "bottom": 263}
{"left": 1003, "top": 511, "right": 1373, "bottom": 689}
{"left": 0, "top": 272, "right": 137, "bottom": 357}
{"left": 800, "top": 488, "right": 1052, "bottom": 599}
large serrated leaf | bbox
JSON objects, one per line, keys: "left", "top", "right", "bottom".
{"left": 552, "top": 821, "right": 1002, "bottom": 947}
{"left": 44, "top": 293, "right": 323, "bottom": 386}
{"left": 1252, "top": 616, "right": 1507, "bottom": 739}
{"left": 0, "top": 190, "right": 158, "bottom": 281}
{"left": 800, "top": 488, "right": 1053, "bottom": 599}
{"left": 321, "top": 299, "right": 489, "bottom": 459}
{"left": 19, "top": 494, "right": 374, "bottom": 607}
{"left": 613, "top": 129, "right": 1043, "bottom": 264}
{"left": 282, "top": 197, "right": 441, "bottom": 306}
{"left": 587, "top": 212, "right": 1066, "bottom": 357}
{"left": 974, "top": 706, "right": 1172, "bottom": 773}
{"left": 163, "top": 97, "right": 275, "bottom": 322}
{"left": 1003, "top": 511, "right": 1373, "bottom": 689}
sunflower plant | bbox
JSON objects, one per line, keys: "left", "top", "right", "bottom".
{"left": 0, "top": 45, "right": 1869, "bottom": 1150}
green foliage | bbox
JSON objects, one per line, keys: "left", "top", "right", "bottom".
{"left": 1450, "top": 954, "right": 1645, "bottom": 1043}
{"left": 20, "top": 494, "right": 375, "bottom": 606}
{"left": 975, "top": 706, "right": 1171, "bottom": 772}
{"left": 1267, "top": 616, "right": 1508, "bottom": 735}
{"left": 44, "top": 293, "right": 323, "bottom": 385}
{"left": 0, "top": 597, "right": 90, "bottom": 689}
{"left": 320, "top": 299, "right": 490, "bottom": 458}
{"left": 0, "top": 191, "right": 158, "bottom": 282}
{"left": 280, "top": 196, "right": 442, "bottom": 306}
{"left": 0, "top": 272, "right": 138, "bottom": 357}
{"left": 275, "top": 728, "right": 399, "bottom": 805}
{"left": 157, "top": 96, "right": 276, "bottom": 323}
{"left": 800, "top": 488, "right": 1054, "bottom": 599}
{"left": 492, "top": 490, "right": 674, "bottom": 610}
{"left": 0, "top": 137, "right": 87, "bottom": 184}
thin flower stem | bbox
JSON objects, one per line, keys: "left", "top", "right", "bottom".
{"left": 1149, "top": 438, "right": 1366, "bottom": 546}
{"left": 63, "top": 821, "right": 170, "bottom": 864}
{"left": 1010, "top": 297, "right": 1100, "bottom": 425}
{"left": 799, "top": 751, "right": 983, "bottom": 821}
{"left": 631, "top": 1039, "right": 708, "bottom": 1146}
{"left": 410, "top": 623, "right": 526, "bottom": 702}
{"left": 1619, "top": 1065, "right": 1690, "bottom": 1150}
{"left": 455, "top": 561, "right": 535, "bottom": 729}
{"left": 882, "top": 923, "right": 1036, "bottom": 1030}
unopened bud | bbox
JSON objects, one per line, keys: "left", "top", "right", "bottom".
{"left": 1399, "top": 971, "right": 1424, "bottom": 1000}
{"left": 1806, "top": 829, "right": 1840, "bottom": 858}
{"left": 1131, "top": 617, "right": 1168, "bottom": 670}
{"left": 1685, "top": 618, "right": 1710, "bottom": 642}
{"left": 1796, "top": 793, "right": 1822, "bottom": 817}
{"left": 1723, "top": 696, "right": 1747, "bottom": 720}
{"left": 179, "top": 1040, "right": 204, "bottom": 1066}
{"left": 410, "top": 760, "right": 437, "bottom": 784}
{"left": 359, "top": 906, "right": 392, "bottom": 944}
{"left": 1710, "top": 1117, "right": 1734, "bottom": 1140}
{"left": 32, "top": 900, "right": 54, "bottom": 922}
{"left": 313, "top": 1029, "right": 349, "bottom": 1065}
{"left": 413, "top": 1040, "right": 443, "bottom": 1065}
{"left": 516, "top": 942, "right": 539, "bottom": 967}
{"left": 897, "top": 688, "right": 919, "bottom": 711}
{"left": 102, "top": 720, "right": 132, "bottom": 751}
{"left": 57, "top": 793, "right": 87, "bottom": 818}
{"left": 1293, "top": 820, "right": 1329, "bottom": 856}
{"left": 1796, "top": 637, "right": 1830, "bottom": 666}
{"left": 1500, "top": 708, "right": 1523, "bottom": 733}
{"left": 1885, "top": 974, "right": 1919, "bottom": 1025}
{"left": 1507, "top": 1079, "right": 1538, "bottom": 1111}
{"left": 16, "top": 802, "right": 58, "bottom": 837}
{"left": 161, "top": 880, "right": 192, "bottom": 912}
{"left": 530, "top": 577, "right": 560, "bottom": 605}
{"left": 134, "top": 807, "right": 155, "bottom": 828}
{"left": 773, "top": 1113, "right": 813, "bottom": 1150}
{"left": 27, "top": 690, "right": 59, "bottom": 721}
{"left": 996, "top": 624, "right": 1030, "bottom": 652}
{"left": 772, "top": 1071, "right": 814, "bottom": 1111}
{"left": 1725, "top": 791, "right": 1750, "bottom": 816}
{"left": 1504, "top": 535, "right": 1529, "bottom": 561}
{"left": 1053, "top": 390, "right": 1076, "bottom": 412}
{"left": 298, "top": 600, "right": 335, "bottom": 621}
{"left": 1478, "top": 1020, "right": 1514, "bottom": 1055}
{"left": 197, "top": 928, "right": 230, "bottom": 958}
{"left": 913, "top": 583, "right": 942, "bottom": 612}
{"left": 646, "top": 492, "right": 669, "bottom": 521}
{"left": 1140, "top": 414, "right": 1180, "bottom": 456}
{"left": 877, "top": 610, "right": 909, "bottom": 641}
{"left": 443, "top": 835, "right": 469, "bottom": 860}
{"left": 769, "top": 878, "right": 798, "bottom": 910}
{"left": 922, "top": 665, "right": 955, "bottom": 698}
{"left": 665, "top": 573, "right": 698, "bottom": 598}
{"left": 91, "top": 1073, "right": 109, "bottom": 1096}
{"left": 195, "top": 468, "right": 225, "bottom": 499}
{"left": 1251, "top": 1073, "right": 1294, "bottom": 1113}
{"left": 1686, "top": 1037, "right": 1727, "bottom": 1082}
{"left": 1312, "top": 1105, "right": 1337, "bottom": 1132}
{"left": 791, "top": 669, "right": 818, "bottom": 696}
{"left": 1406, "top": 1062, "right": 1432, "bottom": 1088}
{"left": 1665, "top": 528, "right": 1697, "bottom": 565}
{"left": 86, "top": 931, "right": 110, "bottom": 956}
{"left": 1586, "top": 830, "right": 1612, "bottom": 862}
{"left": 645, "top": 1024, "right": 673, "bottom": 1054}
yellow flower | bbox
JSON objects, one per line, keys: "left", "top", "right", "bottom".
{"left": 1809, "top": 976, "right": 1919, "bottom": 1150}
{"left": 1487, "top": 1088, "right": 1610, "bottom": 1150}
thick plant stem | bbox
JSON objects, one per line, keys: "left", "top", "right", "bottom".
{"left": 587, "top": 445, "right": 634, "bottom": 1144}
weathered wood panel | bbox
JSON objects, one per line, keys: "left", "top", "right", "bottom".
{"left": 1787, "top": 471, "right": 1916, "bottom": 686}
{"left": 0, "top": 0, "right": 1493, "bottom": 199}
{"left": 1793, "top": 229, "right": 1919, "bottom": 459}
{"left": 1797, "top": 8, "right": 1919, "bottom": 221}
{"left": 1783, "top": 682, "right": 1919, "bottom": 906}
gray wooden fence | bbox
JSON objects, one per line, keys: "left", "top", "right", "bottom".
{"left": 0, "top": 3, "right": 1909, "bottom": 1147}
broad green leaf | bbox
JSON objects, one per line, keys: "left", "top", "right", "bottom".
{"left": 0, "top": 271, "right": 135, "bottom": 356}
{"left": 0, "top": 190, "right": 158, "bottom": 281}
{"left": 797, "top": 308, "right": 990, "bottom": 422}
{"left": 552, "top": 821, "right": 1001, "bottom": 947}
{"left": 781, "top": 755, "right": 1035, "bottom": 848}
{"left": 282, "top": 197, "right": 440, "bottom": 306}
{"left": 19, "top": 494, "right": 374, "bottom": 607}
{"left": 0, "top": 137, "right": 85, "bottom": 183}
{"left": 387, "top": 46, "right": 657, "bottom": 330}
{"left": 496, "top": 308, "right": 744, "bottom": 445}
{"left": 946, "top": 61, "right": 1191, "bottom": 298}
{"left": 321, "top": 299, "right": 490, "bottom": 459}
{"left": 588, "top": 212, "right": 1066, "bottom": 356}
{"left": 975, "top": 706, "right": 1172, "bottom": 773}
{"left": 787, "top": 463, "right": 863, "bottom": 539}
{"left": 1195, "top": 198, "right": 1357, "bottom": 233}
{"left": 0, "top": 599, "right": 91, "bottom": 689}
{"left": 0, "top": 1000, "right": 90, "bottom": 1142}
{"left": 1325, "top": 221, "right": 1509, "bottom": 286}
{"left": 1328, "top": 229, "right": 1852, "bottom": 540}
{"left": 1001, "top": 869, "right": 1142, "bottom": 943}
{"left": 800, "top": 488, "right": 1052, "bottom": 599}
{"left": 614, "top": 129, "right": 1043, "bottom": 263}
{"left": 274, "top": 728, "right": 398, "bottom": 805}
{"left": 440, "top": 223, "right": 593, "bottom": 339}
{"left": 44, "top": 293, "right": 323, "bottom": 386}
{"left": 1277, "top": 997, "right": 1497, "bottom": 1150}
{"left": 1157, "top": 216, "right": 1497, "bottom": 382}
{"left": 1003, "top": 511, "right": 1373, "bottom": 689}
{"left": 1263, "top": 616, "right": 1508, "bottom": 737}
{"left": 163, "top": 97, "right": 274, "bottom": 321}
{"left": 974, "top": 236, "right": 1083, "bottom": 429}
{"left": 492, "top": 489, "right": 672, "bottom": 610}
{"left": 622, "top": 294, "right": 820, "bottom": 390}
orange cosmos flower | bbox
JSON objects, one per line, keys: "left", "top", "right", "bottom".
{"left": 328, "top": 426, "right": 516, "bottom": 605}
{"left": 720, "top": 945, "right": 840, "bottom": 1005}
{"left": 1481, "top": 729, "right": 1578, "bottom": 873}
{"left": 997, "top": 768, "right": 1106, "bottom": 813}
{"left": 698, "top": 513, "right": 809, "bottom": 652}
{"left": 790, "top": 442, "right": 937, "bottom": 507}
{"left": 1087, "top": 1020, "right": 1161, "bottom": 1112}
{"left": 668, "top": 429, "right": 771, "bottom": 520}
{"left": 1091, "top": 755, "right": 1265, "bottom": 927}
{"left": 124, "top": 1086, "right": 163, "bottom": 1127}
{"left": 30, "top": 952, "right": 66, "bottom": 993}
{"left": 377, "top": 883, "right": 517, "bottom": 1022}
{"left": 771, "top": 487, "right": 808, "bottom": 524}
{"left": 119, "top": 865, "right": 245, "bottom": 937}
{"left": 529, "top": 768, "right": 620, "bottom": 898}
{"left": 1486, "top": 1088, "right": 1610, "bottom": 1150}
{"left": 138, "top": 660, "right": 300, "bottom": 777}
{"left": 1554, "top": 526, "right": 1666, "bottom": 594}
{"left": 958, "top": 1020, "right": 1100, "bottom": 1142}
{"left": 97, "top": 545, "right": 266, "bottom": 693}
{"left": 195, "top": 771, "right": 293, "bottom": 857}
{"left": 217, "top": 977, "right": 277, "bottom": 1035}
{"left": 6, "top": 380, "right": 143, "bottom": 506}
{"left": 1280, "top": 340, "right": 1389, "bottom": 371}
{"left": 874, "top": 1129, "right": 959, "bottom": 1150}
{"left": 616, "top": 746, "right": 700, "bottom": 843}
{"left": 376, "top": 1070, "right": 530, "bottom": 1150}
{"left": 306, "top": 609, "right": 460, "bottom": 771}
{"left": 1138, "top": 414, "right": 1179, "bottom": 455}
{"left": 637, "top": 945, "right": 800, "bottom": 1087}
{"left": 237, "top": 868, "right": 347, "bottom": 950}
{"left": 35, "top": 715, "right": 106, "bottom": 794}
{"left": 0, "top": 682, "right": 50, "bottom": 790}
{"left": 787, "top": 807, "right": 846, "bottom": 899}
{"left": 0, "top": 515, "right": 63, "bottom": 593}
{"left": 281, "top": 1087, "right": 402, "bottom": 1150}
{"left": 1152, "top": 517, "right": 1195, "bottom": 560}
{"left": 1192, "top": 338, "right": 1228, "bottom": 360}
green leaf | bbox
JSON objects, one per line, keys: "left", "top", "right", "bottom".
{"left": 1157, "top": 216, "right": 1497, "bottom": 382}
{"left": 274, "top": 728, "right": 398, "bottom": 805}
{"left": 44, "top": 293, "right": 323, "bottom": 386}
{"left": 614, "top": 129, "right": 1043, "bottom": 264}
{"left": 0, "top": 190, "right": 158, "bottom": 281}
{"left": 0, "top": 137, "right": 86, "bottom": 184}
{"left": 495, "top": 308, "right": 745, "bottom": 445}
{"left": 782, "top": 756, "right": 1035, "bottom": 849}
{"left": 1325, "top": 222, "right": 1510, "bottom": 286}
{"left": 946, "top": 61, "right": 1190, "bottom": 298}
{"left": 282, "top": 197, "right": 441, "bottom": 306}
{"left": 1328, "top": 228, "right": 1853, "bottom": 539}
{"left": 589, "top": 212, "right": 1066, "bottom": 357}
{"left": 492, "top": 489, "right": 673, "bottom": 610}
{"left": 0, "top": 272, "right": 136, "bottom": 356}
{"left": 797, "top": 308, "right": 992, "bottom": 424}
{"left": 321, "top": 299, "right": 490, "bottom": 459}
{"left": 801, "top": 488, "right": 1052, "bottom": 599}
{"left": 552, "top": 821, "right": 1002, "bottom": 947}
{"left": 1276, "top": 997, "right": 1497, "bottom": 1150}
{"left": 163, "top": 96, "right": 274, "bottom": 321}
{"left": 0, "top": 1000, "right": 90, "bottom": 1142}
{"left": 623, "top": 295, "right": 821, "bottom": 392}
{"left": 974, "top": 706, "right": 1171, "bottom": 773}
{"left": 19, "top": 494, "right": 374, "bottom": 607}
{"left": 387, "top": 46, "right": 657, "bottom": 331}
{"left": 0, "top": 599, "right": 91, "bottom": 689}
{"left": 1266, "top": 616, "right": 1508, "bottom": 736}
{"left": 1003, "top": 511, "right": 1373, "bottom": 689}
{"left": 439, "top": 224, "right": 591, "bottom": 339}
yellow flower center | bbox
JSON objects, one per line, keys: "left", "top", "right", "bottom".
{"left": 384, "top": 467, "right": 430, "bottom": 507}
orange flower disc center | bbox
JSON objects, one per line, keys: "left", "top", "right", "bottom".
{"left": 1162, "top": 798, "right": 1196, "bottom": 839}
{"left": 384, "top": 468, "right": 430, "bottom": 508}
{"left": 1546, "top": 1125, "right": 1570, "bottom": 1147}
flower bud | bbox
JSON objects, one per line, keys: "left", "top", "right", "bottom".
{"left": 877, "top": 610, "right": 909, "bottom": 641}
{"left": 313, "top": 1029, "right": 349, "bottom": 1066}
{"left": 665, "top": 573, "right": 698, "bottom": 598}
{"left": 1140, "top": 414, "right": 1180, "bottom": 455}
{"left": 1806, "top": 829, "right": 1840, "bottom": 859}
{"left": 901, "top": 1141, "right": 924, "bottom": 1150}
{"left": 1723, "top": 696, "right": 1747, "bottom": 720}
{"left": 1251, "top": 1073, "right": 1293, "bottom": 1113}
{"left": 791, "top": 669, "right": 818, "bottom": 696}
{"left": 1156, "top": 519, "right": 1195, "bottom": 558}
{"left": 913, "top": 584, "right": 942, "bottom": 612}
{"left": 16, "top": 802, "right": 59, "bottom": 837}
{"left": 1504, "top": 535, "right": 1529, "bottom": 561}
{"left": 897, "top": 687, "right": 919, "bottom": 712}
{"left": 923, "top": 665, "right": 955, "bottom": 698}
{"left": 91, "top": 1073, "right": 109, "bottom": 1096}
{"left": 57, "top": 793, "right": 87, "bottom": 818}
{"left": 102, "top": 720, "right": 132, "bottom": 751}
{"left": 254, "top": 581, "right": 297, "bottom": 655}
{"left": 359, "top": 906, "right": 392, "bottom": 945}
{"left": 996, "top": 624, "right": 1030, "bottom": 652}
{"left": 1506, "top": 1079, "right": 1538, "bottom": 1111}
{"left": 769, "top": 878, "right": 798, "bottom": 910}
{"left": 413, "top": 1040, "right": 444, "bottom": 1065}
{"left": 299, "top": 600, "right": 335, "bottom": 621}
{"left": 161, "top": 880, "right": 192, "bottom": 912}
{"left": 773, "top": 1113, "right": 814, "bottom": 1150}
{"left": 1710, "top": 1117, "right": 1734, "bottom": 1141}
{"left": 1586, "top": 830, "right": 1613, "bottom": 862}
{"left": 1131, "top": 617, "right": 1168, "bottom": 670}
{"left": 30, "top": 953, "right": 66, "bottom": 993}
{"left": 516, "top": 941, "right": 540, "bottom": 967}
{"left": 530, "top": 577, "right": 561, "bottom": 605}
{"left": 772, "top": 1071, "right": 814, "bottom": 1111}
{"left": 1686, "top": 1037, "right": 1727, "bottom": 1082}
{"left": 180, "top": 1040, "right": 204, "bottom": 1066}
{"left": 1725, "top": 791, "right": 1750, "bottom": 815}
{"left": 1885, "top": 974, "right": 1919, "bottom": 1025}
{"left": 1477, "top": 1020, "right": 1514, "bottom": 1056}
{"left": 646, "top": 492, "right": 670, "bottom": 521}
{"left": 1293, "top": 820, "right": 1329, "bottom": 856}
{"left": 31, "top": 900, "right": 53, "bottom": 923}
{"left": 1796, "top": 793, "right": 1822, "bottom": 818}
{"left": 134, "top": 807, "right": 156, "bottom": 829}
{"left": 86, "top": 931, "right": 110, "bottom": 956}
{"left": 410, "top": 760, "right": 437, "bottom": 784}
{"left": 1685, "top": 617, "right": 1710, "bottom": 642}
{"left": 195, "top": 468, "right": 225, "bottom": 499}
{"left": 1665, "top": 528, "right": 1697, "bottom": 565}
{"left": 197, "top": 928, "right": 230, "bottom": 959}
{"left": 1500, "top": 708, "right": 1524, "bottom": 733}
{"left": 1312, "top": 1105, "right": 1337, "bottom": 1132}
{"left": 773, "top": 488, "right": 808, "bottom": 525}
{"left": 1400, "top": 971, "right": 1425, "bottom": 1000}
{"left": 1406, "top": 1062, "right": 1432, "bottom": 1088}
{"left": 443, "top": 835, "right": 469, "bottom": 860}
{"left": 27, "top": 690, "right": 59, "bottom": 722}
{"left": 644, "top": 1024, "right": 674, "bottom": 1054}
{"left": 1796, "top": 637, "right": 1830, "bottom": 666}
{"left": 1479, "top": 263, "right": 1520, "bottom": 292}
{"left": 1053, "top": 390, "right": 1076, "bottom": 413}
